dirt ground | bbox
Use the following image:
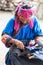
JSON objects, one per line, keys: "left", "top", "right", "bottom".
{"left": 0, "top": 11, "right": 43, "bottom": 65}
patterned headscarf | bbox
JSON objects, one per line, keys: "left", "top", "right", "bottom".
{"left": 14, "top": 3, "right": 35, "bottom": 32}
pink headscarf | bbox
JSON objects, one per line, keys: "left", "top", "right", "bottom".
{"left": 14, "top": 4, "right": 35, "bottom": 32}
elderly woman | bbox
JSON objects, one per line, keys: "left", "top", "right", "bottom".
{"left": 1, "top": 2, "right": 43, "bottom": 65}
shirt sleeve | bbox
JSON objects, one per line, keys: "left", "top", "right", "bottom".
{"left": 34, "top": 17, "right": 43, "bottom": 36}
{"left": 2, "top": 18, "right": 14, "bottom": 36}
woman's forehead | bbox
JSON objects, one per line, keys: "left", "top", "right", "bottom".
{"left": 19, "top": 15, "right": 31, "bottom": 21}
{"left": 19, "top": 12, "right": 32, "bottom": 20}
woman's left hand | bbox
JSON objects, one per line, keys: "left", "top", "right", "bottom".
{"left": 1, "top": 34, "right": 10, "bottom": 44}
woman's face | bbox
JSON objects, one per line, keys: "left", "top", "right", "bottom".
{"left": 19, "top": 15, "right": 31, "bottom": 24}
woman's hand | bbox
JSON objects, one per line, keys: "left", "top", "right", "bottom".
{"left": 1, "top": 34, "right": 9, "bottom": 44}
{"left": 15, "top": 40, "right": 24, "bottom": 50}
{"left": 35, "top": 37, "right": 43, "bottom": 46}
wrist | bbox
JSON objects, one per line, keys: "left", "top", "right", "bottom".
{"left": 9, "top": 39, "right": 18, "bottom": 45}
{"left": 6, "top": 37, "right": 12, "bottom": 43}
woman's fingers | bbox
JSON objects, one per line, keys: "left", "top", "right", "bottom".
{"left": 19, "top": 43, "right": 24, "bottom": 50}
{"left": 16, "top": 41, "right": 24, "bottom": 50}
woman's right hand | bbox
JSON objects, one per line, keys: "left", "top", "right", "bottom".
{"left": 15, "top": 40, "right": 24, "bottom": 50}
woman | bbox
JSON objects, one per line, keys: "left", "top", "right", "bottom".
{"left": 1, "top": 3, "right": 43, "bottom": 65}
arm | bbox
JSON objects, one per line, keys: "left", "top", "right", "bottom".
{"left": 1, "top": 18, "right": 14, "bottom": 47}
{"left": 1, "top": 34, "right": 24, "bottom": 49}
{"left": 34, "top": 17, "right": 43, "bottom": 46}
{"left": 1, "top": 18, "right": 24, "bottom": 49}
